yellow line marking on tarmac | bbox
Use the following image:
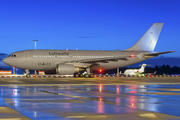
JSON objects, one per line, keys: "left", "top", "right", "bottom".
{"left": 0, "top": 107, "right": 31, "bottom": 120}
{"left": 66, "top": 116, "right": 85, "bottom": 118}
{"left": 139, "top": 113, "right": 156, "bottom": 118}
{"left": 66, "top": 115, "right": 107, "bottom": 118}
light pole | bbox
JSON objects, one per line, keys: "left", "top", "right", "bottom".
{"left": 33, "top": 39, "right": 38, "bottom": 75}
{"left": 32, "top": 39, "right": 38, "bottom": 49}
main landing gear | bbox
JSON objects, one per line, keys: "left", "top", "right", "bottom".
{"left": 74, "top": 73, "right": 85, "bottom": 78}
{"left": 74, "top": 67, "right": 94, "bottom": 78}
{"left": 84, "top": 73, "right": 94, "bottom": 78}
{"left": 85, "top": 67, "right": 94, "bottom": 78}
{"left": 74, "top": 73, "right": 94, "bottom": 78}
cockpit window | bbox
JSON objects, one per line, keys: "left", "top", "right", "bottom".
{"left": 8, "top": 54, "right": 16, "bottom": 57}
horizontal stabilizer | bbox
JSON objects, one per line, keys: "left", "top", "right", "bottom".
{"left": 143, "top": 51, "right": 175, "bottom": 57}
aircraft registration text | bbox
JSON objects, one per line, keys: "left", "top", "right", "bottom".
{"left": 38, "top": 62, "right": 51, "bottom": 66}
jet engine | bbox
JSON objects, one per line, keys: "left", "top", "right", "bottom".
{"left": 56, "top": 64, "right": 81, "bottom": 75}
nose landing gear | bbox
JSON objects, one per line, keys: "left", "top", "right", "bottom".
{"left": 25, "top": 69, "right": 30, "bottom": 78}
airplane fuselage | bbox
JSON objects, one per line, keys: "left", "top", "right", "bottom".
{"left": 4, "top": 50, "right": 147, "bottom": 71}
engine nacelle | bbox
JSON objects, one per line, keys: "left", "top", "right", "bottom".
{"left": 56, "top": 64, "right": 80, "bottom": 75}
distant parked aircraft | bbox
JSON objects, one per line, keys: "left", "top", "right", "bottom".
{"left": 122, "top": 64, "right": 156, "bottom": 76}
{"left": 124, "top": 64, "right": 147, "bottom": 76}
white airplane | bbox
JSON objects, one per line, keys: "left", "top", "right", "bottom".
{"left": 123, "top": 64, "right": 148, "bottom": 76}
{"left": 3, "top": 23, "right": 174, "bottom": 78}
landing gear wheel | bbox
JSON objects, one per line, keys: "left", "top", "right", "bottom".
{"left": 26, "top": 74, "right": 30, "bottom": 78}
{"left": 79, "top": 74, "right": 83, "bottom": 77}
{"left": 25, "top": 69, "right": 30, "bottom": 78}
{"left": 90, "top": 74, "right": 94, "bottom": 78}
{"left": 75, "top": 74, "right": 79, "bottom": 78}
{"left": 85, "top": 74, "right": 89, "bottom": 78}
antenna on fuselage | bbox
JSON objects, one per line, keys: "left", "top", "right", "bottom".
{"left": 33, "top": 39, "right": 38, "bottom": 49}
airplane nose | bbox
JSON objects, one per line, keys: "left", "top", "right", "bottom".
{"left": 3, "top": 58, "right": 8, "bottom": 64}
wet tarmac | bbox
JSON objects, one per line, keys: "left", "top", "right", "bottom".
{"left": 0, "top": 77, "right": 180, "bottom": 119}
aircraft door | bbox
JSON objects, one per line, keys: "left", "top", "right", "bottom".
{"left": 23, "top": 52, "right": 29, "bottom": 61}
{"left": 69, "top": 54, "right": 73, "bottom": 61}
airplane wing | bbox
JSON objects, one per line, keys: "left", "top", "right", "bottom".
{"left": 144, "top": 51, "right": 175, "bottom": 57}
{"left": 64, "top": 56, "right": 131, "bottom": 68}
{"left": 68, "top": 56, "right": 129, "bottom": 63}
{"left": 141, "top": 71, "right": 157, "bottom": 75}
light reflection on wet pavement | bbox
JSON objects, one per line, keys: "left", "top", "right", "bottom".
{"left": 1, "top": 84, "right": 180, "bottom": 119}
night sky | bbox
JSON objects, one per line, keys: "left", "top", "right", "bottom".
{"left": 0, "top": 0, "right": 180, "bottom": 66}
